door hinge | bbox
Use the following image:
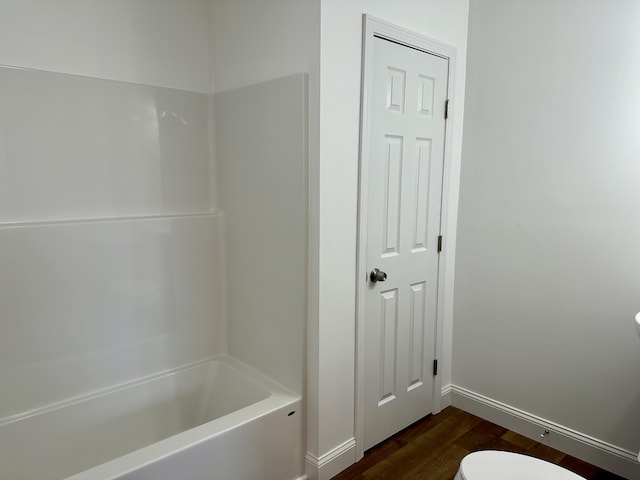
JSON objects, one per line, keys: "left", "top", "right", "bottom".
{"left": 433, "top": 359, "right": 438, "bottom": 376}
{"left": 437, "top": 235, "right": 443, "bottom": 253}
{"left": 444, "top": 99, "right": 450, "bottom": 119}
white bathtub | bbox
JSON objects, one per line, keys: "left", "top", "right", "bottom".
{"left": 0, "top": 355, "right": 302, "bottom": 480}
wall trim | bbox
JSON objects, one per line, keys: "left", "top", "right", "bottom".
{"left": 451, "top": 385, "right": 640, "bottom": 479}
{"left": 440, "top": 384, "right": 452, "bottom": 409}
{"left": 305, "top": 438, "right": 357, "bottom": 480}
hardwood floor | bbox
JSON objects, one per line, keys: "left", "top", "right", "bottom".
{"left": 331, "top": 407, "right": 626, "bottom": 480}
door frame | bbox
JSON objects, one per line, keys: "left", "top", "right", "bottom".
{"left": 355, "top": 14, "right": 458, "bottom": 460}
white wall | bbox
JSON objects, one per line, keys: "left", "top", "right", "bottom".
{"left": 310, "top": 1, "right": 469, "bottom": 478}
{"left": 455, "top": 0, "right": 640, "bottom": 462}
{"left": 0, "top": 0, "right": 212, "bottom": 91}
{"left": 0, "top": 2, "right": 224, "bottom": 418}
{"left": 210, "top": 0, "right": 318, "bottom": 93}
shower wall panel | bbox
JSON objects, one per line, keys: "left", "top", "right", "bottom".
{"left": 0, "top": 66, "right": 213, "bottom": 222}
{"left": 0, "top": 215, "right": 225, "bottom": 418}
{"left": 215, "top": 74, "right": 308, "bottom": 394}
{"left": 0, "top": 65, "right": 224, "bottom": 419}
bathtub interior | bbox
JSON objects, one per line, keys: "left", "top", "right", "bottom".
{"left": 0, "top": 355, "right": 293, "bottom": 480}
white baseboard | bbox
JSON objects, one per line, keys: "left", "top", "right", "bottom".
{"left": 440, "top": 384, "right": 452, "bottom": 409}
{"left": 305, "top": 438, "right": 357, "bottom": 480}
{"left": 451, "top": 385, "right": 640, "bottom": 479}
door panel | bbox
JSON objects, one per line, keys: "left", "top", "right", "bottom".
{"left": 364, "top": 36, "right": 448, "bottom": 450}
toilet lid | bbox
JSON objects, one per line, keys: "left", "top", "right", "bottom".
{"left": 458, "top": 451, "right": 585, "bottom": 480}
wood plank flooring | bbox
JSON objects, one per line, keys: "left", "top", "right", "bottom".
{"left": 331, "top": 407, "right": 626, "bottom": 480}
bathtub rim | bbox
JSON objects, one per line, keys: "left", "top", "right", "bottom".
{"left": 66, "top": 396, "right": 300, "bottom": 480}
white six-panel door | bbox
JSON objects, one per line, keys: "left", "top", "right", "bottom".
{"left": 364, "top": 36, "right": 448, "bottom": 450}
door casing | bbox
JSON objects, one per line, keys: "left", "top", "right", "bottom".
{"left": 355, "top": 14, "right": 458, "bottom": 460}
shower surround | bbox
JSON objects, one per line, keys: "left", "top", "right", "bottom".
{"left": 0, "top": 17, "right": 307, "bottom": 480}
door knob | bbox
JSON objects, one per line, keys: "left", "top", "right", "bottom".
{"left": 370, "top": 268, "right": 388, "bottom": 283}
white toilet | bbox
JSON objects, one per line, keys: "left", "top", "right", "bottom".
{"left": 454, "top": 450, "right": 585, "bottom": 480}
